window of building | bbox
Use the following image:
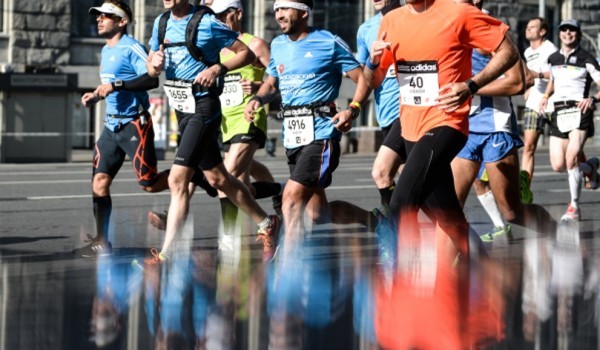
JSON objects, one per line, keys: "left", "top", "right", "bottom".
{"left": 312, "top": 0, "right": 364, "bottom": 52}
{"left": 71, "top": 0, "right": 103, "bottom": 37}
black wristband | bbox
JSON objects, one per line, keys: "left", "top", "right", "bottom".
{"left": 591, "top": 96, "right": 598, "bottom": 104}
{"left": 250, "top": 95, "right": 263, "bottom": 106}
{"left": 346, "top": 105, "right": 360, "bottom": 121}
{"left": 538, "top": 72, "right": 544, "bottom": 79}
{"left": 465, "top": 79, "right": 479, "bottom": 96}
{"left": 218, "top": 63, "right": 229, "bottom": 75}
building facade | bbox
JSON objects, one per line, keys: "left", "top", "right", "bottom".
{"left": 0, "top": 0, "right": 598, "bottom": 161}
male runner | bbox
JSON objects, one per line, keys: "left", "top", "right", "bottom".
{"left": 244, "top": 0, "right": 370, "bottom": 256}
{"left": 146, "top": 0, "right": 280, "bottom": 263}
{"left": 356, "top": 0, "right": 405, "bottom": 213}
{"left": 76, "top": 0, "right": 165, "bottom": 257}
{"left": 540, "top": 19, "right": 600, "bottom": 220}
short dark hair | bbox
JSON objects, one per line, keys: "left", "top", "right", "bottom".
{"left": 108, "top": 0, "right": 133, "bottom": 23}
{"left": 298, "top": 0, "right": 313, "bottom": 10}
{"left": 530, "top": 16, "right": 549, "bottom": 37}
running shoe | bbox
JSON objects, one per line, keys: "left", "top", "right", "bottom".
{"left": 520, "top": 170, "right": 533, "bottom": 204}
{"left": 74, "top": 235, "right": 112, "bottom": 257}
{"left": 480, "top": 224, "right": 512, "bottom": 243}
{"left": 144, "top": 248, "right": 168, "bottom": 265}
{"left": 148, "top": 210, "right": 167, "bottom": 231}
{"left": 583, "top": 157, "right": 599, "bottom": 190}
{"left": 561, "top": 204, "right": 580, "bottom": 221}
{"left": 257, "top": 215, "right": 281, "bottom": 262}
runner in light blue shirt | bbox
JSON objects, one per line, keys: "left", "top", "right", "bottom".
{"left": 244, "top": 0, "right": 370, "bottom": 261}
{"left": 356, "top": 0, "right": 405, "bottom": 212}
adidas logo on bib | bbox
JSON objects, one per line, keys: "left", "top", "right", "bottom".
{"left": 304, "top": 51, "right": 313, "bottom": 58}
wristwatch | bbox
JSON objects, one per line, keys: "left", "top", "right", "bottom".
{"left": 347, "top": 105, "right": 360, "bottom": 121}
{"left": 538, "top": 72, "right": 544, "bottom": 79}
{"left": 465, "top": 79, "right": 479, "bottom": 96}
{"left": 112, "top": 79, "right": 123, "bottom": 91}
{"left": 591, "top": 96, "right": 598, "bottom": 104}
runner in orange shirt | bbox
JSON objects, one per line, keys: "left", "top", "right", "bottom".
{"left": 364, "top": 0, "right": 519, "bottom": 261}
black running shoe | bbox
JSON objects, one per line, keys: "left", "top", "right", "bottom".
{"left": 74, "top": 235, "right": 112, "bottom": 257}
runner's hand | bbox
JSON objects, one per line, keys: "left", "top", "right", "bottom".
{"left": 241, "top": 79, "right": 259, "bottom": 95}
{"left": 331, "top": 110, "right": 353, "bottom": 133}
{"left": 436, "top": 82, "right": 471, "bottom": 113}
{"left": 244, "top": 100, "right": 260, "bottom": 123}
{"left": 368, "top": 31, "right": 390, "bottom": 68}
{"left": 94, "top": 83, "right": 114, "bottom": 98}
{"left": 82, "top": 92, "right": 101, "bottom": 107}
{"left": 151, "top": 44, "right": 165, "bottom": 71}
{"left": 194, "top": 65, "right": 220, "bottom": 87}
{"left": 578, "top": 98, "right": 595, "bottom": 114}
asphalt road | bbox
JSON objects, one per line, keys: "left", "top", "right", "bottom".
{"left": 1, "top": 146, "right": 599, "bottom": 257}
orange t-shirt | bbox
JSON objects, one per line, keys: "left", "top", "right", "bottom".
{"left": 378, "top": 0, "right": 509, "bottom": 142}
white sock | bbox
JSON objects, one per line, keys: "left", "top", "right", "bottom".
{"left": 477, "top": 190, "right": 506, "bottom": 228}
{"left": 567, "top": 167, "right": 582, "bottom": 208}
{"left": 258, "top": 216, "right": 271, "bottom": 229}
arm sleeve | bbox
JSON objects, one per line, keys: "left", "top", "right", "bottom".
{"left": 119, "top": 74, "right": 159, "bottom": 91}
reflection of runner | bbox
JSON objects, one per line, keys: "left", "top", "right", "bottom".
{"left": 356, "top": 0, "right": 405, "bottom": 213}
{"left": 90, "top": 253, "right": 144, "bottom": 347}
{"left": 75, "top": 1, "right": 166, "bottom": 257}
{"left": 145, "top": 0, "right": 280, "bottom": 263}
{"left": 539, "top": 19, "right": 600, "bottom": 221}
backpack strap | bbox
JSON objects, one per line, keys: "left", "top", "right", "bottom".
{"left": 185, "top": 5, "right": 215, "bottom": 63}
{"left": 157, "top": 11, "right": 170, "bottom": 48}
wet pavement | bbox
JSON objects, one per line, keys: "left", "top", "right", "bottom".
{"left": 1, "top": 148, "right": 600, "bottom": 349}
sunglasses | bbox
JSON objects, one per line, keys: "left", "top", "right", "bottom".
{"left": 96, "top": 13, "right": 119, "bottom": 20}
{"left": 560, "top": 26, "right": 578, "bottom": 33}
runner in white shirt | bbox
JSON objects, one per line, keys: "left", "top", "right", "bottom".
{"left": 520, "top": 17, "right": 557, "bottom": 204}
{"left": 539, "top": 19, "right": 600, "bottom": 221}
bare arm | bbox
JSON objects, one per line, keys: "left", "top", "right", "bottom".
{"left": 146, "top": 44, "right": 165, "bottom": 78}
{"left": 437, "top": 33, "right": 520, "bottom": 112}
{"left": 476, "top": 57, "right": 527, "bottom": 96}
{"left": 331, "top": 66, "right": 371, "bottom": 132}
{"left": 241, "top": 36, "right": 271, "bottom": 95}
{"left": 244, "top": 75, "right": 279, "bottom": 122}
{"left": 195, "top": 39, "right": 255, "bottom": 87}
{"left": 539, "top": 78, "right": 554, "bottom": 114}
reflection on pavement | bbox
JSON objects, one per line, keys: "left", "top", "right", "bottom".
{"left": 1, "top": 210, "right": 600, "bottom": 349}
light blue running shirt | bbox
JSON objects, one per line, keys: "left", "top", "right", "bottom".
{"left": 148, "top": 8, "right": 237, "bottom": 86}
{"left": 468, "top": 50, "right": 519, "bottom": 135}
{"left": 356, "top": 13, "right": 400, "bottom": 128}
{"left": 268, "top": 28, "right": 360, "bottom": 143}
{"left": 99, "top": 34, "right": 150, "bottom": 131}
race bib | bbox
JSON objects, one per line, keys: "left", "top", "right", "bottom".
{"left": 219, "top": 73, "right": 244, "bottom": 107}
{"left": 397, "top": 60, "right": 439, "bottom": 106}
{"left": 282, "top": 107, "right": 315, "bottom": 148}
{"left": 164, "top": 80, "right": 195, "bottom": 113}
{"left": 556, "top": 105, "right": 581, "bottom": 133}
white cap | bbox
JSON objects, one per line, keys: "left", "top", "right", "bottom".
{"left": 89, "top": 2, "right": 130, "bottom": 22}
{"left": 210, "top": 0, "right": 243, "bottom": 14}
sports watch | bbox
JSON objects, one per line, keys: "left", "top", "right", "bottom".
{"left": 112, "top": 79, "right": 123, "bottom": 91}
